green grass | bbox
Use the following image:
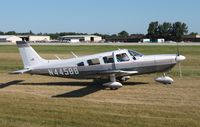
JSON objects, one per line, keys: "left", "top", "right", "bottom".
{"left": 0, "top": 44, "right": 200, "bottom": 127}
{"left": 0, "top": 45, "right": 199, "bottom": 54}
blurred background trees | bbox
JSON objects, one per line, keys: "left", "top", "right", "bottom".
{"left": 147, "top": 21, "right": 188, "bottom": 42}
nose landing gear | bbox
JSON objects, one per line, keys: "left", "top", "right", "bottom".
{"left": 155, "top": 73, "right": 174, "bottom": 84}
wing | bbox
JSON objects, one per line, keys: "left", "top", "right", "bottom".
{"left": 98, "top": 70, "right": 138, "bottom": 78}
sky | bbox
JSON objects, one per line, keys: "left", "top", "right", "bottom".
{"left": 0, "top": 0, "right": 200, "bottom": 34}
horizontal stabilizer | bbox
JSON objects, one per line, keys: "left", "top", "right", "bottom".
{"left": 10, "top": 68, "right": 31, "bottom": 74}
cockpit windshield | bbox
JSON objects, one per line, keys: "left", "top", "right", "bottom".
{"left": 128, "top": 50, "right": 143, "bottom": 57}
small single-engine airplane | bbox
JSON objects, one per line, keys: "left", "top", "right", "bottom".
{"left": 12, "top": 41, "right": 185, "bottom": 89}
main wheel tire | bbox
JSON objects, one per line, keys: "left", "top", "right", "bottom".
{"left": 110, "top": 87, "right": 118, "bottom": 90}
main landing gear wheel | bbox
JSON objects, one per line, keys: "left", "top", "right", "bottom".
{"left": 103, "top": 74, "right": 123, "bottom": 90}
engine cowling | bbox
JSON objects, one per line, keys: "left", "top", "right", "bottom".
{"left": 155, "top": 76, "right": 174, "bottom": 84}
{"left": 103, "top": 82, "right": 123, "bottom": 89}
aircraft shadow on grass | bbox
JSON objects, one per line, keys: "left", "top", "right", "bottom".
{"left": 18, "top": 81, "right": 148, "bottom": 98}
{"left": 0, "top": 80, "right": 148, "bottom": 97}
{"left": 53, "top": 81, "right": 148, "bottom": 98}
{"left": 0, "top": 80, "right": 24, "bottom": 89}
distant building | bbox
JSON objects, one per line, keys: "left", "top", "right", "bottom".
{"left": 183, "top": 34, "right": 200, "bottom": 42}
{"left": 60, "top": 35, "right": 102, "bottom": 43}
{"left": 19, "top": 35, "right": 50, "bottom": 42}
{"left": 0, "top": 35, "right": 22, "bottom": 43}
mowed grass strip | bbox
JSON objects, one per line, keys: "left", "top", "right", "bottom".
{"left": 0, "top": 76, "right": 200, "bottom": 127}
{"left": 0, "top": 44, "right": 200, "bottom": 127}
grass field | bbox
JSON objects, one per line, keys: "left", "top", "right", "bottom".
{"left": 0, "top": 44, "right": 200, "bottom": 127}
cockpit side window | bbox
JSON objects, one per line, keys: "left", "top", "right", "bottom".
{"left": 103, "top": 55, "right": 114, "bottom": 64}
{"left": 116, "top": 53, "right": 130, "bottom": 62}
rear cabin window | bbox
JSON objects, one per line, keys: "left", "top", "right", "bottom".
{"left": 103, "top": 55, "right": 114, "bottom": 63}
{"left": 77, "top": 62, "right": 84, "bottom": 66}
{"left": 87, "top": 58, "right": 100, "bottom": 66}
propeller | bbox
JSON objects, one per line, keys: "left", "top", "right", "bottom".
{"left": 176, "top": 42, "right": 184, "bottom": 78}
{"left": 178, "top": 61, "right": 182, "bottom": 78}
{"left": 176, "top": 42, "right": 180, "bottom": 56}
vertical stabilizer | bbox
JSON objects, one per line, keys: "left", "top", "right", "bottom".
{"left": 16, "top": 41, "right": 46, "bottom": 68}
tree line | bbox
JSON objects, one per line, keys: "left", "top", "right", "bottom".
{"left": 0, "top": 21, "right": 198, "bottom": 42}
{"left": 147, "top": 21, "right": 189, "bottom": 42}
{"left": 0, "top": 30, "right": 89, "bottom": 40}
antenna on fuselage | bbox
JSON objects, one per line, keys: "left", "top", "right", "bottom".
{"left": 71, "top": 51, "right": 78, "bottom": 58}
{"left": 54, "top": 55, "right": 61, "bottom": 60}
{"left": 112, "top": 44, "right": 121, "bottom": 50}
